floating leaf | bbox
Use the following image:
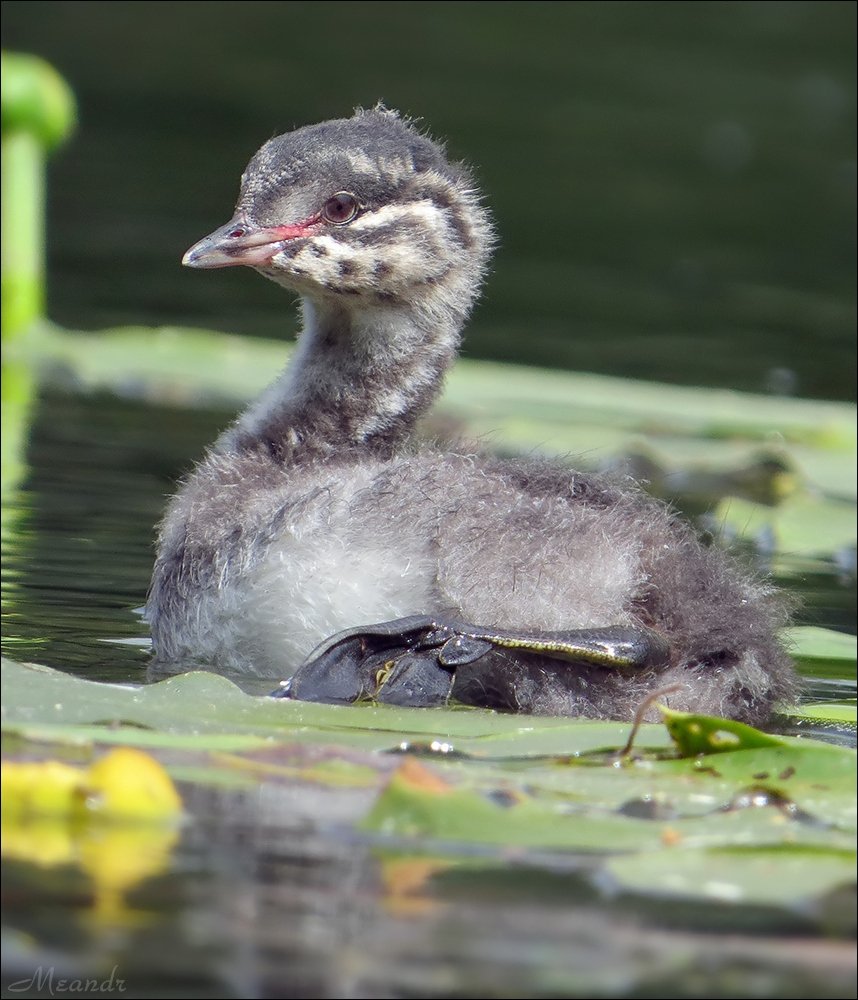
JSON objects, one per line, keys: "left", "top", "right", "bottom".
{"left": 604, "top": 846, "right": 855, "bottom": 912}
{"left": 714, "top": 493, "right": 856, "bottom": 559}
{"left": 0, "top": 657, "right": 672, "bottom": 755}
{"left": 365, "top": 764, "right": 669, "bottom": 851}
{"left": 659, "top": 708, "right": 785, "bottom": 756}
{"left": 1, "top": 654, "right": 855, "bottom": 934}
{"left": 785, "top": 627, "right": 858, "bottom": 680}
{"left": 790, "top": 702, "right": 857, "bottom": 724}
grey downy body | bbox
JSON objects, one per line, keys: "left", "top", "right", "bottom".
{"left": 146, "top": 108, "right": 795, "bottom": 723}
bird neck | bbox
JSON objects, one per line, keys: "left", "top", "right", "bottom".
{"left": 216, "top": 294, "right": 464, "bottom": 462}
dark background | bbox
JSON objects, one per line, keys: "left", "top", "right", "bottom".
{"left": 3, "top": 0, "right": 856, "bottom": 399}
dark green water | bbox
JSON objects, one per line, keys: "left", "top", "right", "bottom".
{"left": 3, "top": 1, "right": 856, "bottom": 399}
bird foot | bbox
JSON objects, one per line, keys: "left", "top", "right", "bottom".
{"left": 274, "top": 615, "right": 669, "bottom": 709}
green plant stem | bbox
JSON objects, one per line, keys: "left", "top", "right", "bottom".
{"left": 0, "top": 358, "right": 35, "bottom": 504}
{"left": 1, "top": 129, "right": 45, "bottom": 338}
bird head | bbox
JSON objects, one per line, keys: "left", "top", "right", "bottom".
{"left": 183, "top": 107, "right": 493, "bottom": 311}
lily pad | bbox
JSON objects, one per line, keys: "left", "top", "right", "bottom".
{"left": 659, "top": 707, "right": 785, "bottom": 755}
{"left": 714, "top": 493, "right": 856, "bottom": 561}
{"left": 2, "top": 656, "right": 855, "bottom": 926}
{"left": 604, "top": 846, "right": 855, "bottom": 911}
{"left": 785, "top": 627, "right": 858, "bottom": 680}
{"left": 791, "top": 702, "right": 857, "bottom": 724}
{"left": 0, "top": 657, "right": 670, "bottom": 754}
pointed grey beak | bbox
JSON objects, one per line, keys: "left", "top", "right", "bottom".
{"left": 182, "top": 216, "right": 320, "bottom": 269}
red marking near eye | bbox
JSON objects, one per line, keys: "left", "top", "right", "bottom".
{"left": 266, "top": 214, "right": 322, "bottom": 241}
{"left": 183, "top": 213, "right": 325, "bottom": 269}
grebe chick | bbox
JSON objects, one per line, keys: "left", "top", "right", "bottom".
{"left": 146, "top": 108, "right": 795, "bottom": 723}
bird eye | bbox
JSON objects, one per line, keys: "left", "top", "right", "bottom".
{"left": 322, "top": 192, "right": 359, "bottom": 225}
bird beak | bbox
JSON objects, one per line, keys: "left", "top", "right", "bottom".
{"left": 182, "top": 216, "right": 319, "bottom": 269}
